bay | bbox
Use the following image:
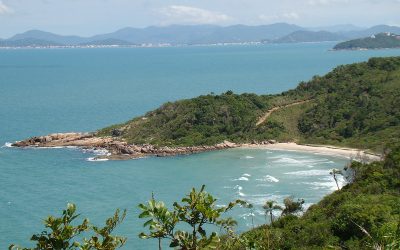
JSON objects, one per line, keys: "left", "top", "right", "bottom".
{"left": 1, "top": 43, "right": 399, "bottom": 249}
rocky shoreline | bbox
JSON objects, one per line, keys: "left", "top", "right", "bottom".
{"left": 11, "top": 132, "right": 278, "bottom": 160}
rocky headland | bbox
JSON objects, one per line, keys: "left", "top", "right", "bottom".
{"left": 12, "top": 132, "right": 277, "bottom": 160}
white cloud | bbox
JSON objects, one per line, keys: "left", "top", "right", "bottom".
{"left": 259, "top": 12, "right": 300, "bottom": 22}
{"left": 307, "top": 0, "right": 349, "bottom": 6}
{"left": 282, "top": 12, "right": 300, "bottom": 19}
{"left": 159, "top": 5, "right": 231, "bottom": 25}
{"left": 0, "top": 1, "right": 12, "bottom": 14}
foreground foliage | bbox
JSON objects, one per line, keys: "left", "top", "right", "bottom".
{"left": 10, "top": 204, "right": 126, "bottom": 250}
{"left": 138, "top": 185, "right": 246, "bottom": 249}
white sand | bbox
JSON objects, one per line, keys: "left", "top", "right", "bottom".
{"left": 241, "top": 142, "right": 382, "bottom": 162}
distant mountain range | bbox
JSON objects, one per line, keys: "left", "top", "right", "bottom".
{"left": 273, "top": 30, "right": 347, "bottom": 43}
{"left": 1, "top": 23, "right": 400, "bottom": 48}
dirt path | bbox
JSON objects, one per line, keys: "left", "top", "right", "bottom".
{"left": 256, "top": 99, "right": 312, "bottom": 126}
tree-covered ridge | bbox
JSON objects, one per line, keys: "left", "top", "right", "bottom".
{"left": 98, "top": 92, "right": 279, "bottom": 146}
{"left": 333, "top": 32, "right": 400, "bottom": 50}
{"left": 221, "top": 145, "right": 400, "bottom": 250}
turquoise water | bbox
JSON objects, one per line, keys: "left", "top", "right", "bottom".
{"left": 1, "top": 43, "right": 400, "bottom": 249}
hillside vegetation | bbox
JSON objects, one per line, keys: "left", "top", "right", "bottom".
{"left": 220, "top": 145, "right": 400, "bottom": 249}
{"left": 292, "top": 57, "right": 400, "bottom": 151}
{"left": 99, "top": 93, "right": 272, "bottom": 146}
{"left": 334, "top": 32, "right": 400, "bottom": 50}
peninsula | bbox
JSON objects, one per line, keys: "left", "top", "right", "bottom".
{"left": 12, "top": 57, "right": 400, "bottom": 160}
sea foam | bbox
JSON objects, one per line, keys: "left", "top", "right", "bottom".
{"left": 234, "top": 176, "right": 249, "bottom": 181}
{"left": 83, "top": 148, "right": 111, "bottom": 156}
{"left": 2, "top": 142, "right": 13, "bottom": 148}
{"left": 284, "top": 169, "right": 329, "bottom": 176}
{"left": 256, "top": 175, "right": 279, "bottom": 183}
{"left": 234, "top": 185, "right": 245, "bottom": 197}
{"left": 241, "top": 155, "right": 254, "bottom": 159}
{"left": 86, "top": 157, "right": 109, "bottom": 162}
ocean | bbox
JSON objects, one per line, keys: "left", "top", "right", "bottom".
{"left": 1, "top": 43, "right": 400, "bottom": 249}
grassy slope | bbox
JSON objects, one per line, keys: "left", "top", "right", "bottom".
{"left": 266, "top": 101, "right": 316, "bottom": 142}
{"left": 98, "top": 57, "right": 400, "bottom": 153}
{"left": 220, "top": 146, "right": 400, "bottom": 249}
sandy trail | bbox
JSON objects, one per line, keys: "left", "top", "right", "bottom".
{"left": 256, "top": 99, "right": 311, "bottom": 126}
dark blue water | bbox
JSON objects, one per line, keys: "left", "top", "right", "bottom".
{"left": 1, "top": 43, "right": 399, "bottom": 249}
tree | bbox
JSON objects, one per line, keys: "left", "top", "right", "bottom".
{"left": 138, "top": 185, "right": 245, "bottom": 250}
{"left": 262, "top": 200, "right": 283, "bottom": 224}
{"left": 9, "top": 203, "right": 126, "bottom": 250}
{"left": 138, "top": 195, "right": 177, "bottom": 250}
{"left": 246, "top": 203, "right": 256, "bottom": 229}
{"left": 81, "top": 209, "right": 127, "bottom": 250}
{"left": 330, "top": 168, "right": 343, "bottom": 190}
{"left": 281, "top": 197, "right": 304, "bottom": 216}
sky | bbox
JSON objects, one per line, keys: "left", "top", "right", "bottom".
{"left": 0, "top": 0, "right": 399, "bottom": 38}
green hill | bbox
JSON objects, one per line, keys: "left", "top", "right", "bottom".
{"left": 98, "top": 56, "right": 400, "bottom": 153}
{"left": 334, "top": 33, "right": 400, "bottom": 50}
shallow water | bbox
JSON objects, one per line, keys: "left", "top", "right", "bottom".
{"left": 1, "top": 43, "right": 399, "bottom": 249}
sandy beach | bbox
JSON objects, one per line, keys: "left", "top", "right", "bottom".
{"left": 241, "top": 142, "right": 382, "bottom": 162}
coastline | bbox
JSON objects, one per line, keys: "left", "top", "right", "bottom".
{"left": 10, "top": 132, "right": 383, "bottom": 162}
{"left": 241, "top": 142, "right": 382, "bottom": 162}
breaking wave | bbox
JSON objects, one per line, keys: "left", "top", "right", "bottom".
{"left": 241, "top": 155, "right": 255, "bottom": 159}
{"left": 234, "top": 176, "right": 249, "bottom": 181}
{"left": 256, "top": 175, "right": 279, "bottom": 183}
{"left": 284, "top": 169, "right": 329, "bottom": 176}
{"left": 2, "top": 142, "right": 13, "bottom": 148}
{"left": 86, "top": 157, "right": 109, "bottom": 162}
{"left": 83, "top": 148, "right": 111, "bottom": 156}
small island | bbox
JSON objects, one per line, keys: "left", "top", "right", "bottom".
{"left": 333, "top": 32, "right": 400, "bottom": 50}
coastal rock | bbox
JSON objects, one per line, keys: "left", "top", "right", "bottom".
{"left": 12, "top": 132, "right": 241, "bottom": 160}
{"left": 223, "top": 140, "right": 236, "bottom": 147}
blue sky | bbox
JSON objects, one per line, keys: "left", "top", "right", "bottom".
{"left": 0, "top": 0, "right": 399, "bottom": 38}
